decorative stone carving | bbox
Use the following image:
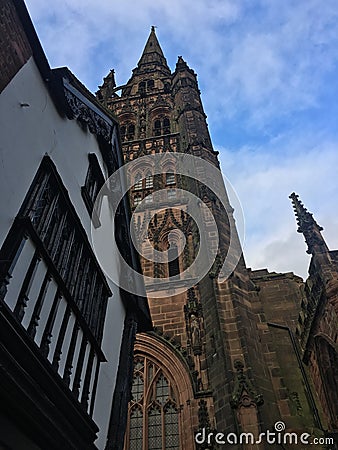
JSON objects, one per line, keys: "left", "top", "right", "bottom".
{"left": 230, "top": 360, "right": 264, "bottom": 408}
{"left": 64, "top": 87, "right": 112, "bottom": 141}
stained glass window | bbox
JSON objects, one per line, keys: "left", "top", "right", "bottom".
{"left": 165, "top": 404, "right": 179, "bottom": 449}
{"left": 148, "top": 406, "right": 162, "bottom": 449}
{"left": 132, "top": 374, "right": 144, "bottom": 402}
{"left": 129, "top": 407, "right": 143, "bottom": 450}
{"left": 125, "top": 356, "right": 180, "bottom": 450}
{"left": 156, "top": 374, "right": 169, "bottom": 405}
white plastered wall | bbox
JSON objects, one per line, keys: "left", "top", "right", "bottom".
{"left": 0, "top": 57, "right": 126, "bottom": 449}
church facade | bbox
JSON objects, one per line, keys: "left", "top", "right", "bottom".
{"left": 97, "top": 28, "right": 337, "bottom": 449}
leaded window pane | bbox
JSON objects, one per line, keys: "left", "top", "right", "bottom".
{"left": 165, "top": 404, "right": 179, "bottom": 449}
{"left": 134, "top": 359, "right": 144, "bottom": 371}
{"left": 126, "top": 357, "right": 180, "bottom": 450}
{"left": 132, "top": 374, "right": 144, "bottom": 402}
{"left": 156, "top": 374, "right": 169, "bottom": 405}
{"left": 130, "top": 407, "right": 143, "bottom": 450}
{"left": 148, "top": 407, "right": 162, "bottom": 450}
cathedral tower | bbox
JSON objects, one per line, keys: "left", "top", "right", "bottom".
{"left": 97, "top": 28, "right": 327, "bottom": 450}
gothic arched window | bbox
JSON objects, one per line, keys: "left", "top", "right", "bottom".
{"left": 127, "top": 123, "right": 135, "bottom": 140}
{"left": 134, "top": 173, "right": 143, "bottom": 191}
{"left": 120, "top": 125, "right": 126, "bottom": 141}
{"left": 120, "top": 122, "right": 135, "bottom": 141}
{"left": 153, "top": 117, "right": 171, "bottom": 136}
{"left": 168, "top": 243, "right": 180, "bottom": 278}
{"left": 125, "top": 356, "right": 180, "bottom": 450}
{"left": 154, "top": 119, "right": 161, "bottom": 136}
{"left": 145, "top": 172, "right": 153, "bottom": 189}
{"left": 163, "top": 117, "right": 170, "bottom": 134}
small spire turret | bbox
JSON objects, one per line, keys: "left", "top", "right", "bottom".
{"left": 134, "top": 26, "right": 170, "bottom": 75}
{"left": 96, "top": 69, "right": 116, "bottom": 105}
{"left": 289, "top": 192, "right": 329, "bottom": 255}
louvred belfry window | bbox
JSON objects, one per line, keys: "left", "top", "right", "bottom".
{"left": 145, "top": 172, "right": 153, "bottom": 189}
{"left": 125, "top": 356, "right": 180, "bottom": 450}
{"left": 153, "top": 117, "right": 171, "bottom": 136}
{"left": 120, "top": 121, "right": 136, "bottom": 141}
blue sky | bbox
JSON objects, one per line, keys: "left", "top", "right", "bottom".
{"left": 25, "top": 0, "right": 338, "bottom": 279}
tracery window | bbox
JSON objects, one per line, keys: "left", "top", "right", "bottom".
{"left": 133, "top": 171, "right": 153, "bottom": 191}
{"left": 125, "top": 356, "right": 180, "bottom": 450}
{"left": 120, "top": 122, "right": 136, "bottom": 141}
{"left": 153, "top": 117, "right": 171, "bottom": 136}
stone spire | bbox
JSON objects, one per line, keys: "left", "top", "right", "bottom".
{"left": 289, "top": 192, "right": 329, "bottom": 255}
{"left": 134, "top": 26, "right": 170, "bottom": 75}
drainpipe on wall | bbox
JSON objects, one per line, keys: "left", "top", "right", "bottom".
{"left": 267, "top": 322, "right": 323, "bottom": 432}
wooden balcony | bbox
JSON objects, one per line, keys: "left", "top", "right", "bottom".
{"left": 0, "top": 156, "right": 113, "bottom": 449}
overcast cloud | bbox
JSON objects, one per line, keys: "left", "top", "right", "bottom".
{"left": 25, "top": 0, "right": 338, "bottom": 279}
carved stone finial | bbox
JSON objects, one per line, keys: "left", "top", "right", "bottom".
{"left": 289, "top": 192, "right": 329, "bottom": 255}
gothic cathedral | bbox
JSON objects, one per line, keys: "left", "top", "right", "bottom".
{"left": 97, "top": 27, "right": 337, "bottom": 449}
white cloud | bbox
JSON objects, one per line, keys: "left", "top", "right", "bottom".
{"left": 24, "top": 0, "right": 338, "bottom": 279}
{"left": 218, "top": 132, "right": 338, "bottom": 279}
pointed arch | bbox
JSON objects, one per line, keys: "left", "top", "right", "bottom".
{"left": 134, "top": 172, "right": 143, "bottom": 191}
{"left": 124, "top": 333, "right": 196, "bottom": 450}
{"left": 145, "top": 170, "right": 153, "bottom": 189}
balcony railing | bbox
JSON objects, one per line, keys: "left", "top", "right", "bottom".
{"left": 0, "top": 156, "right": 112, "bottom": 417}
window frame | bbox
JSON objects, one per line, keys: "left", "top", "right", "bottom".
{"left": 126, "top": 355, "right": 180, "bottom": 450}
{"left": 81, "top": 153, "right": 105, "bottom": 228}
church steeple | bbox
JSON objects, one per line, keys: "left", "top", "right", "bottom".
{"left": 289, "top": 192, "right": 329, "bottom": 255}
{"left": 134, "top": 26, "right": 170, "bottom": 75}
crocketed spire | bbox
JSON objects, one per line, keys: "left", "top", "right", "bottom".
{"left": 289, "top": 192, "right": 329, "bottom": 255}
